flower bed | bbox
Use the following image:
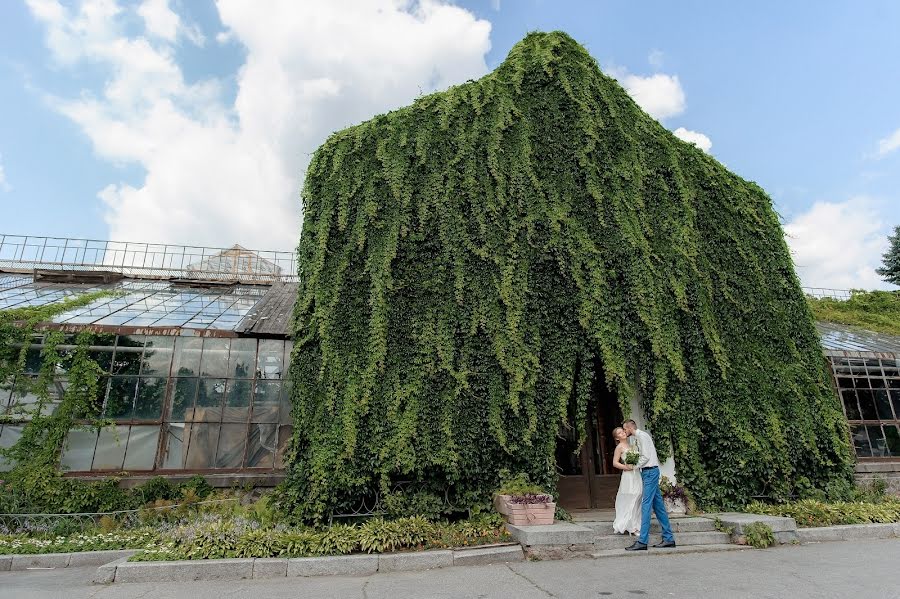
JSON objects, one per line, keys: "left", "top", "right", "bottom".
{"left": 0, "top": 515, "right": 509, "bottom": 562}
{"left": 133, "top": 515, "right": 509, "bottom": 562}
{"left": 0, "top": 528, "right": 157, "bottom": 555}
{"left": 746, "top": 497, "right": 900, "bottom": 528}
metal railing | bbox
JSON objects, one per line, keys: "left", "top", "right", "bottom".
{"left": 802, "top": 287, "right": 853, "bottom": 300}
{"left": 0, "top": 235, "right": 298, "bottom": 284}
{"left": 0, "top": 498, "right": 239, "bottom": 534}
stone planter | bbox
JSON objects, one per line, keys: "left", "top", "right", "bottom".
{"left": 664, "top": 497, "right": 686, "bottom": 515}
{"left": 493, "top": 494, "right": 555, "bottom": 526}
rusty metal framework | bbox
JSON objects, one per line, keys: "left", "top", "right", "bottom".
{"left": 0, "top": 234, "right": 297, "bottom": 284}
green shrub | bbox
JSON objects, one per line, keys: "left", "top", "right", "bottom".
{"left": 138, "top": 477, "right": 178, "bottom": 502}
{"left": 743, "top": 522, "right": 775, "bottom": 549}
{"left": 747, "top": 497, "right": 900, "bottom": 527}
{"left": 381, "top": 490, "right": 446, "bottom": 520}
{"left": 179, "top": 475, "right": 213, "bottom": 499}
{"left": 495, "top": 472, "right": 547, "bottom": 498}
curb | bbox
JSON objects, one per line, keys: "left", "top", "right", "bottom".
{"left": 797, "top": 522, "right": 900, "bottom": 544}
{"left": 1, "top": 550, "right": 136, "bottom": 572}
{"left": 94, "top": 543, "right": 524, "bottom": 583}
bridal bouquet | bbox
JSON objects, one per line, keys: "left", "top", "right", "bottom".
{"left": 623, "top": 450, "right": 640, "bottom": 466}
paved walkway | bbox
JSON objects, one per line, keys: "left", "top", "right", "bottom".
{"left": 2, "top": 538, "right": 898, "bottom": 598}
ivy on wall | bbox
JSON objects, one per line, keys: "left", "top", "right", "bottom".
{"left": 280, "top": 31, "right": 854, "bottom": 522}
{"left": 0, "top": 291, "right": 119, "bottom": 511}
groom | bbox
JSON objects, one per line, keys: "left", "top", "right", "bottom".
{"left": 622, "top": 419, "right": 676, "bottom": 551}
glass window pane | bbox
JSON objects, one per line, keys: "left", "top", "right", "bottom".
{"left": 8, "top": 384, "right": 43, "bottom": 420}
{"left": 279, "top": 380, "right": 293, "bottom": 425}
{"left": 134, "top": 377, "right": 166, "bottom": 420}
{"left": 871, "top": 377, "right": 886, "bottom": 389}
{"left": 257, "top": 340, "right": 284, "bottom": 380}
{"left": 196, "top": 379, "right": 225, "bottom": 421}
{"left": 850, "top": 425, "right": 872, "bottom": 457}
{"left": 22, "top": 345, "right": 43, "bottom": 374}
{"left": 88, "top": 335, "right": 116, "bottom": 372}
{"left": 890, "top": 379, "right": 900, "bottom": 390}
{"left": 252, "top": 381, "right": 281, "bottom": 423}
{"left": 111, "top": 336, "right": 144, "bottom": 376}
{"left": 215, "top": 423, "right": 247, "bottom": 468}
{"left": 199, "top": 338, "right": 230, "bottom": 378}
{"left": 853, "top": 377, "right": 870, "bottom": 389}
{"left": 0, "top": 426, "right": 24, "bottom": 470}
{"left": 890, "top": 390, "right": 900, "bottom": 421}
{"left": 224, "top": 379, "right": 251, "bottom": 422}
{"left": 246, "top": 423, "right": 276, "bottom": 468}
{"left": 0, "top": 380, "right": 11, "bottom": 412}
{"left": 857, "top": 390, "right": 878, "bottom": 420}
{"left": 884, "top": 425, "right": 900, "bottom": 457}
{"left": 172, "top": 337, "right": 202, "bottom": 376}
{"left": 874, "top": 389, "right": 894, "bottom": 420}
{"left": 867, "top": 425, "right": 887, "bottom": 457}
{"left": 93, "top": 426, "right": 129, "bottom": 470}
{"left": 59, "top": 429, "right": 98, "bottom": 471}
{"left": 105, "top": 377, "right": 137, "bottom": 420}
{"left": 162, "top": 423, "right": 188, "bottom": 469}
{"left": 185, "top": 423, "right": 219, "bottom": 468}
{"left": 123, "top": 425, "right": 161, "bottom": 470}
{"left": 228, "top": 338, "right": 256, "bottom": 379}
{"left": 140, "top": 336, "right": 174, "bottom": 376}
{"left": 841, "top": 390, "right": 861, "bottom": 421}
{"left": 284, "top": 341, "right": 293, "bottom": 373}
{"left": 275, "top": 425, "right": 292, "bottom": 469}
{"left": 836, "top": 377, "right": 853, "bottom": 389}
{"left": 169, "top": 378, "right": 198, "bottom": 421}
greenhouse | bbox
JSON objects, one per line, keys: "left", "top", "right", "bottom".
{"left": 0, "top": 235, "right": 297, "bottom": 487}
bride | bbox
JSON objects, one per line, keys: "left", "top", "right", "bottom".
{"left": 611, "top": 426, "right": 642, "bottom": 535}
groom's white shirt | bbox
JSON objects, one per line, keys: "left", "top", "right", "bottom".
{"left": 630, "top": 429, "right": 660, "bottom": 469}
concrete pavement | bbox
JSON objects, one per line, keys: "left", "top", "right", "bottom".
{"left": 2, "top": 538, "right": 899, "bottom": 598}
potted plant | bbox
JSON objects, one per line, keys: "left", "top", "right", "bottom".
{"left": 659, "top": 476, "right": 688, "bottom": 514}
{"left": 493, "top": 472, "right": 556, "bottom": 526}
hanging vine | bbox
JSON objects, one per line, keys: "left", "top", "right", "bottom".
{"left": 278, "top": 31, "right": 854, "bottom": 522}
{"left": 0, "top": 291, "right": 120, "bottom": 511}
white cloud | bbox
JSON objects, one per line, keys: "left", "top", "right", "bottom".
{"left": 876, "top": 127, "right": 900, "bottom": 157}
{"left": 673, "top": 127, "right": 712, "bottom": 153}
{"left": 0, "top": 152, "right": 10, "bottom": 192}
{"left": 28, "top": 0, "right": 492, "bottom": 250}
{"left": 647, "top": 49, "right": 664, "bottom": 69}
{"left": 138, "top": 0, "right": 204, "bottom": 46}
{"left": 783, "top": 197, "right": 894, "bottom": 290}
{"left": 617, "top": 71, "right": 685, "bottom": 121}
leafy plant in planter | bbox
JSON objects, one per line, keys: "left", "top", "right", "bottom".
{"left": 493, "top": 473, "right": 555, "bottom": 526}
{"left": 659, "top": 476, "right": 688, "bottom": 514}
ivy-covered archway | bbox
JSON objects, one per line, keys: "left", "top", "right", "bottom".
{"left": 280, "top": 31, "right": 853, "bottom": 522}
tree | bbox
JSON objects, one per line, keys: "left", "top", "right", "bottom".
{"left": 876, "top": 225, "right": 900, "bottom": 286}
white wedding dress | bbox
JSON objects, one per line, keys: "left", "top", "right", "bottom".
{"left": 613, "top": 464, "right": 643, "bottom": 534}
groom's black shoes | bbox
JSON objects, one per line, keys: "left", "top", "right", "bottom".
{"left": 653, "top": 540, "right": 677, "bottom": 548}
{"left": 625, "top": 541, "right": 647, "bottom": 551}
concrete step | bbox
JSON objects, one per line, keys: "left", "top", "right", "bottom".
{"left": 590, "top": 543, "right": 747, "bottom": 560}
{"left": 581, "top": 517, "right": 718, "bottom": 536}
{"left": 591, "top": 530, "right": 731, "bottom": 551}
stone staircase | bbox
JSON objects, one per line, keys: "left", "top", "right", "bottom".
{"left": 579, "top": 517, "right": 734, "bottom": 553}
{"left": 506, "top": 512, "right": 797, "bottom": 560}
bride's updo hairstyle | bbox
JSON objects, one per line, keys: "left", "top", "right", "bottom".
{"left": 612, "top": 427, "right": 625, "bottom": 440}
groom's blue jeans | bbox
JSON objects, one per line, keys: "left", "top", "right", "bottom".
{"left": 638, "top": 466, "right": 675, "bottom": 545}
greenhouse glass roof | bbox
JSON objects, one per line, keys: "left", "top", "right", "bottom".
{"left": 0, "top": 275, "right": 268, "bottom": 331}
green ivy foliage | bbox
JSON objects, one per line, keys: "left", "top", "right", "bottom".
{"left": 0, "top": 291, "right": 124, "bottom": 512}
{"left": 280, "top": 31, "right": 853, "bottom": 522}
{"left": 807, "top": 290, "right": 900, "bottom": 336}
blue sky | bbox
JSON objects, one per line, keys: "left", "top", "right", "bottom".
{"left": 0, "top": 0, "right": 898, "bottom": 289}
